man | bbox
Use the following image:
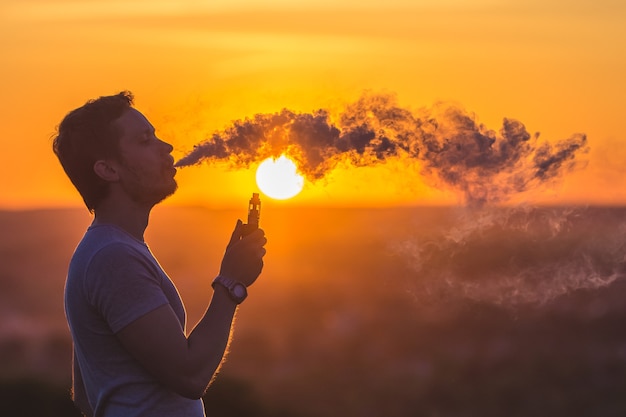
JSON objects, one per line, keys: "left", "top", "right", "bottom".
{"left": 53, "top": 91, "right": 266, "bottom": 417}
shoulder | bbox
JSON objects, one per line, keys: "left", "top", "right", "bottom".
{"left": 92, "top": 240, "right": 145, "bottom": 262}
{"left": 76, "top": 224, "right": 150, "bottom": 267}
{"left": 86, "top": 240, "right": 156, "bottom": 285}
{"left": 78, "top": 228, "right": 157, "bottom": 290}
{"left": 82, "top": 241, "right": 167, "bottom": 314}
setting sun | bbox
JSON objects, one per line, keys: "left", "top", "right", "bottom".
{"left": 255, "top": 155, "right": 305, "bottom": 200}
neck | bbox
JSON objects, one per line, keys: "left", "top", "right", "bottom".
{"left": 93, "top": 197, "right": 153, "bottom": 242}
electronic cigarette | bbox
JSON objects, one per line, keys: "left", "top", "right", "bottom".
{"left": 243, "top": 193, "right": 261, "bottom": 235}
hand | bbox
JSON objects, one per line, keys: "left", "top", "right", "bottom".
{"left": 219, "top": 220, "right": 267, "bottom": 287}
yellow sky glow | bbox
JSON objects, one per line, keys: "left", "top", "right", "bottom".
{"left": 1, "top": 0, "right": 625, "bottom": 208}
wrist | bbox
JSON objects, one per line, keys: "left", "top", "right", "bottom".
{"left": 212, "top": 275, "right": 248, "bottom": 304}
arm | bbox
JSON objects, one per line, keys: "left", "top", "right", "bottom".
{"left": 116, "top": 221, "right": 266, "bottom": 399}
{"left": 116, "top": 286, "right": 237, "bottom": 399}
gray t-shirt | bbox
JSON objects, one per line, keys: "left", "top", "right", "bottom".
{"left": 65, "top": 224, "right": 205, "bottom": 417}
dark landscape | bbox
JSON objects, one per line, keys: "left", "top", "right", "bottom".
{"left": 1, "top": 205, "right": 625, "bottom": 417}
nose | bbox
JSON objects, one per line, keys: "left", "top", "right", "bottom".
{"left": 159, "top": 138, "right": 174, "bottom": 154}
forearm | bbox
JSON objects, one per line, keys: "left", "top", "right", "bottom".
{"left": 184, "top": 285, "right": 239, "bottom": 396}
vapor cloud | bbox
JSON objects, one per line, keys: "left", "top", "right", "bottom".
{"left": 394, "top": 206, "right": 626, "bottom": 306}
{"left": 176, "top": 93, "right": 588, "bottom": 206}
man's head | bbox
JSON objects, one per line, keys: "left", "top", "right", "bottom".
{"left": 53, "top": 91, "right": 177, "bottom": 212}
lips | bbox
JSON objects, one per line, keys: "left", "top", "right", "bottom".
{"left": 163, "top": 159, "right": 177, "bottom": 177}
{"left": 166, "top": 156, "right": 177, "bottom": 174}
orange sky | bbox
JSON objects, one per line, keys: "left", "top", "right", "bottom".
{"left": 1, "top": 0, "right": 625, "bottom": 209}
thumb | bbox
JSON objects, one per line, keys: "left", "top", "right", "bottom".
{"left": 227, "top": 219, "right": 244, "bottom": 247}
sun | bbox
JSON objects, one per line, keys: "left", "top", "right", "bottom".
{"left": 255, "top": 155, "right": 305, "bottom": 200}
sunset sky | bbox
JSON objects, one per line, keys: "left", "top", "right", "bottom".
{"left": 1, "top": 0, "right": 625, "bottom": 209}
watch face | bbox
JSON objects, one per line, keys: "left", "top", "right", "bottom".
{"left": 232, "top": 284, "right": 247, "bottom": 301}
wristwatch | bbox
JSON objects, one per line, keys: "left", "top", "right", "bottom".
{"left": 212, "top": 275, "right": 248, "bottom": 304}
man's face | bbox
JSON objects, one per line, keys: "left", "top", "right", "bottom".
{"left": 111, "top": 108, "right": 178, "bottom": 206}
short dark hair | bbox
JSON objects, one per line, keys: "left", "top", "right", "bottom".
{"left": 52, "top": 91, "right": 134, "bottom": 212}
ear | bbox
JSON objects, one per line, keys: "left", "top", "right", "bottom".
{"left": 93, "top": 159, "right": 120, "bottom": 182}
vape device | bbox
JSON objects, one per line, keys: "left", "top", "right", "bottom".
{"left": 243, "top": 193, "right": 261, "bottom": 235}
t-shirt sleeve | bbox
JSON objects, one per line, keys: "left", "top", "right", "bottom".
{"left": 84, "top": 242, "right": 170, "bottom": 334}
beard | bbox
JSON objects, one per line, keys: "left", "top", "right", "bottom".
{"left": 147, "top": 179, "right": 178, "bottom": 206}
{"left": 119, "top": 163, "right": 178, "bottom": 208}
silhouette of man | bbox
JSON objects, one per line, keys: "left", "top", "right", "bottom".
{"left": 53, "top": 91, "right": 266, "bottom": 417}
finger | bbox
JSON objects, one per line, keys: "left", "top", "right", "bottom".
{"left": 244, "top": 228, "right": 266, "bottom": 243}
{"left": 227, "top": 219, "right": 243, "bottom": 247}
